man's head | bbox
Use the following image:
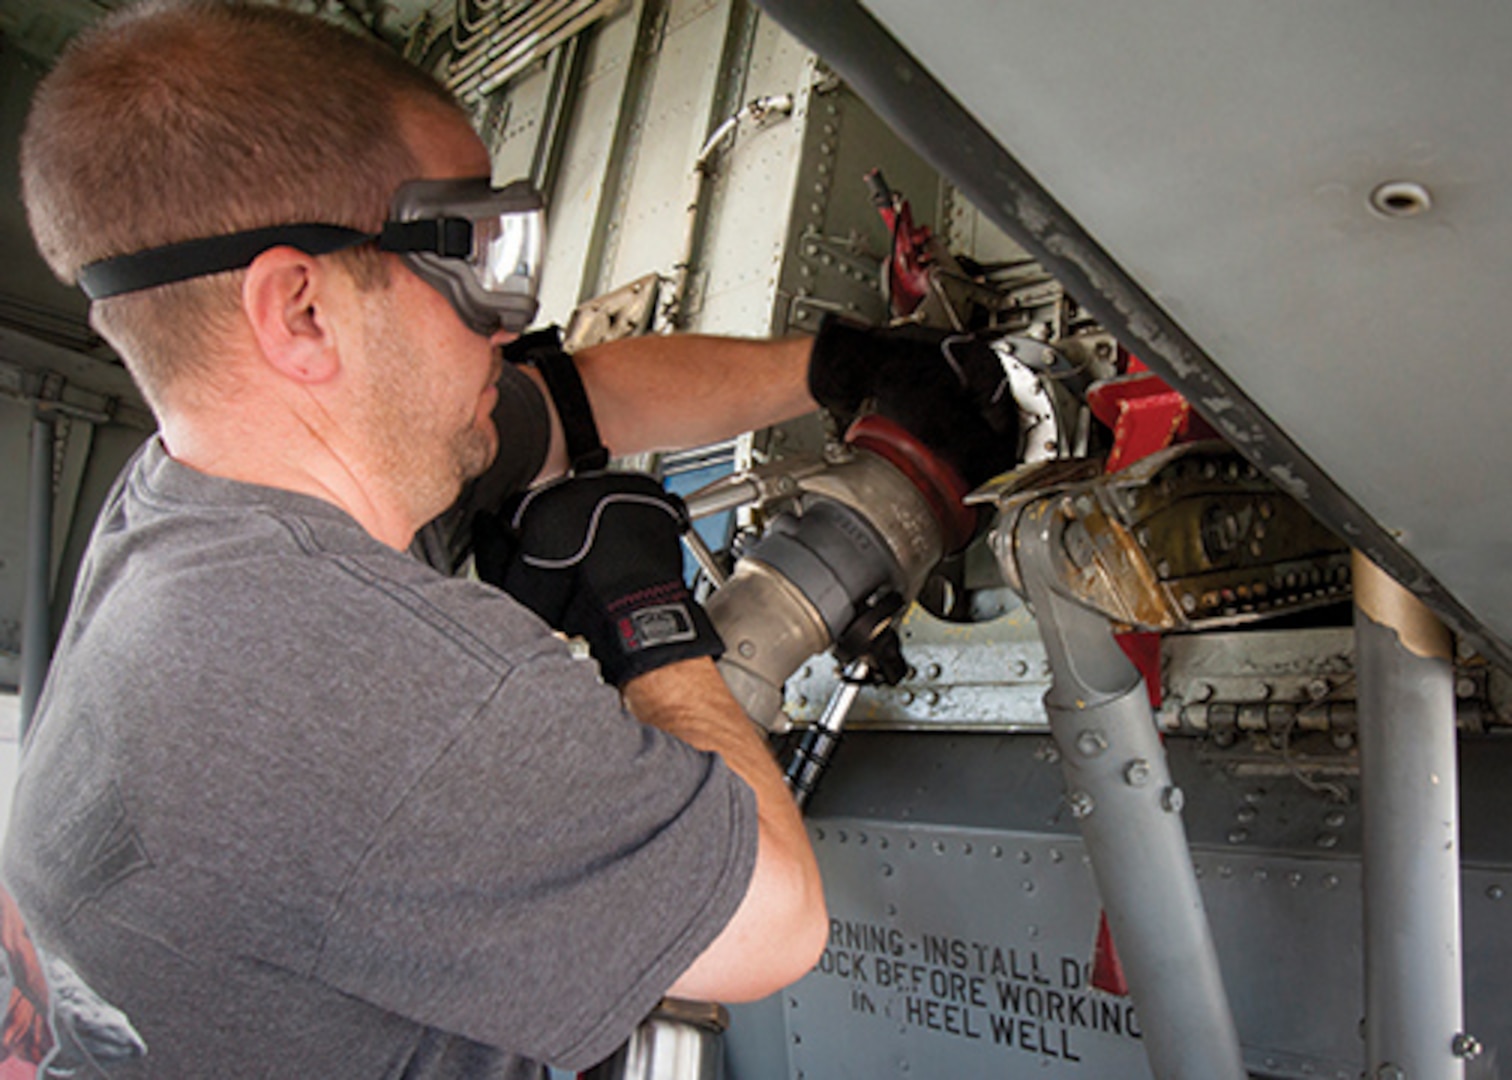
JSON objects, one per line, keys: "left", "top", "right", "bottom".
{"left": 20, "top": 0, "right": 466, "bottom": 410}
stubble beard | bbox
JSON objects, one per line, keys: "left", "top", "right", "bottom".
{"left": 361, "top": 303, "right": 496, "bottom": 526}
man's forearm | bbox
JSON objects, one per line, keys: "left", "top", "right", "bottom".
{"left": 622, "top": 656, "right": 827, "bottom": 1001}
{"left": 621, "top": 657, "right": 809, "bottom": 852}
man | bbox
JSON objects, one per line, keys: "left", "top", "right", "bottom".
{"left": 4, "top": 2, "right": 1018, "bottom": 1076}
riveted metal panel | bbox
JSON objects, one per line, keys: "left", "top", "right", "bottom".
{"left": 600, "top": 0, "right": 729, "bottom": 292}
{"left": 692, "top": 15, "right": 812, "bottom": 336}
{"left": 792, "top": 821, "right": 1151, "bottom": 1079}
{"left": 745, "top": 732, "right": 1512, "bottom": 1080}
{"left": 784, "top": 601, "right": 1054, "bottom": 731}
{"left": 773, "top": 76, "right": 940, "bottom": 337}
{"left": 532, "top": 1, "right": 651, "bottom": 323}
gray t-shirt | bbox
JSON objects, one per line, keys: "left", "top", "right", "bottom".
{"left": 2, "top": 440, "right": 757, "bottom": 1078}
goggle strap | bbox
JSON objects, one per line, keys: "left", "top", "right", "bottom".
{"left": 378, "top": 218, "right": 473, "bottom": 259}
{"left": 76, "top": 224, "right": 371, "bottom": 301}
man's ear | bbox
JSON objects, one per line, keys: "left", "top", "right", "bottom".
{"left": 242, "top": 247, "right": 342, "bottom": 384}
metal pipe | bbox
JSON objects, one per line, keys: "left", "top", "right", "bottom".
{"left": 580, "top": 998, "right": 729, "bottom": 1080}
{"left": 681, "top": 527, "right": 728, "bottom": 589}
{"left": 1353, "top": 552, "right": 1470, "bottom": 1079}
{"left": 20, "top": 409, "right": 57, "bottom": 737}
{"left": 1012, "top": 497, "right": 1245, "bottom": 1080}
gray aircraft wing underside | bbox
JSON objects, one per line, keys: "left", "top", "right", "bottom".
{"left": 752, "top": 0, "right": 1512, "bottom": 668}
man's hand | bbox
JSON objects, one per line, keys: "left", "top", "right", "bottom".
{"left": 473, "top": 472, "right": 723, "bottom": 687}
{"left": 808, "top": 315, "right": 1022, "bottom": 488}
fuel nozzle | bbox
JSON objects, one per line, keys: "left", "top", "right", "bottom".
{"left": 703, "top": 414, "right": 978, "bottom": 731}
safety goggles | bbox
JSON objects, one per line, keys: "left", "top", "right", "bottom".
{"left": 75, "top": 177, "right": 544, "bottom": 336}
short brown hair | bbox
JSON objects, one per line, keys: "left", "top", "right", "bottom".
{"left": 21, "top": 0, "right": 468, "bottom": 405}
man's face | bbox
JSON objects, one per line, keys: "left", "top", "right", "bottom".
{"left": 350, "top": 102, "right": 518, "bottom": 521}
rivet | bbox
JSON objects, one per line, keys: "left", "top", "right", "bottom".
{"left": 738, "top": 640, "right": 757, "bottom": 658}
{"left": 1487, "top": 885, "right": 1505, "bottom": 901}
{"left": 1316, "top": 833, "right": 1339, "bottom": 850}
{"left": 1323, "top": 874, "right": 1340, "bottom": 890}
{"left": 1228, "top": 828, "right": 1250, "bottom": 844}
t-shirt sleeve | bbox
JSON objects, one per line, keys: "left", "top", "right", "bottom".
{"left": 311, "top": 644, "right": 758, "bottom": 1070}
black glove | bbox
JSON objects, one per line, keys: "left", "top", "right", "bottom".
{"left": 808, "top": 315, "right": 1022, "bottom": 488}
{"left": 472, "top": 472, "right": 723, "bottom": 687}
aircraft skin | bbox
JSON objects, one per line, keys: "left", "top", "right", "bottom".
{"left": 2, "top": 2, "right": 1508, "bottom": 1078}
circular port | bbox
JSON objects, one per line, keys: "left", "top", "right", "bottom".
{"left": 1368, "top": 180, "right": 1432, "bottom": 219}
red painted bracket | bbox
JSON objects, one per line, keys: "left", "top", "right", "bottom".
{"left": 1085, "top": 357, "right": 1217, "bottom": 474}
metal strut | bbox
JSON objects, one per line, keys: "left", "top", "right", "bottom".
{"left": 1013, "top": 497, "right": 1246, "bottom": 1080}
{"left": 1354, "top": 552, "right": 1473, "bottom": 1079}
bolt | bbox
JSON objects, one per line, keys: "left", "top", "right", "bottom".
{"left": 1067, "top": 791, "right": 1095, "bottom": 819}
{"left": 1228, "top": 828, "right": 1250, "bottom": 844}
{"left": 1124, "top": 759, "right": 1152, "bottom": 787}
{"left": 738, "top": 640, "right": 757, "bottom": 658}
{"left": 1161, "top": 786, "right": 1185, "bottom": 813}
{"left": 1076, "top": 730, "right": 1108, "bottom": 757}
{"left": 1307, "top": 678, "right": 1332, "bottom": 701}
{"left": 1456, "top": 677, "right": 1477, "bottom": 699}
{"left": 1316, "top": 832, "right": 1339, "bottom": 850}
{"left": 1453, "top": 1032, "right": 1483, "bottom": 1059}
